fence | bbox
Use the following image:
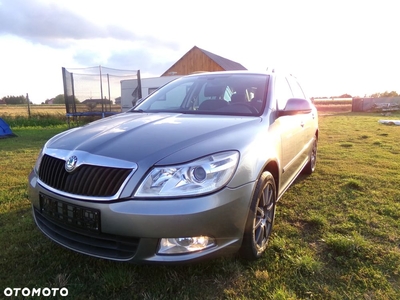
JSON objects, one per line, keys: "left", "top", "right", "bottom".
{"left": 352, "top": 97, "right": 400, "bottom": 112}
{"left": 62, "top": 66, "right": 142, "bottom": 122}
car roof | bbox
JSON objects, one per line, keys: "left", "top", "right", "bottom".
{"left": 182, "top": 70, "right": 300, "bottom": 80}
{"left": 184, "top": 70, "right": 274, "bottom": 77}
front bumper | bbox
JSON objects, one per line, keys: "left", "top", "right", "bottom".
{"left": 28, "top": 171, "right": 254, "bottom": 263}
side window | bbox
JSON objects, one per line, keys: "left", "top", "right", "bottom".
{"left": 287, "top": 76, "right": 306, "bottom": 99}
{"left": 275, "top": 76, "right": 293, "bottom": 110}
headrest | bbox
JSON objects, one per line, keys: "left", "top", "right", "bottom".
{"left": 231, "top": 92, "right": 246, "bottom": 103}
{"left": 204, "top": 84, "right": 225, "bottom": 98}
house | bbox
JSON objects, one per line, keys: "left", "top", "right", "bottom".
{"left": 161, "top": 46, "right": 247, "bottom": 76}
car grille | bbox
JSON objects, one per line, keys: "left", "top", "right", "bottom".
{"left": 38, "top": 154, "right": 132, "bottom": 197}
{"left": 34, "top": 194, "right": 139, "bottom": 260}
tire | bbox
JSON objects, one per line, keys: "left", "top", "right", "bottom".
{"left": 303, "top": 135, "right": 318, "bottom": 174}
{"left": 240, "top": 171, "right": 277, "bottom": 260}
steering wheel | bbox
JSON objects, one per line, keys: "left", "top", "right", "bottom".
{"left": 229, "top": 103, "right": 259, "bottom": 114}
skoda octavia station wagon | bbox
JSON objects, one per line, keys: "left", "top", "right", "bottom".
{"left": 28, "top": 71, "right": 318, "bottom": 263}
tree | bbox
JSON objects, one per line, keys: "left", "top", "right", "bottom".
{"left": 381, "top": 91, "right": 399, "bottom": 97}
{"left": 1, "top": 95, "right": 27, "bottom": 104}
{"left": 53, "top": 94, "right": 80, "bottom": 104}
{"left": 369, "top": 91, "right": 399, "bottom": 98}
{"left": 53, "top": 94, "right": 65, "bottom": 104}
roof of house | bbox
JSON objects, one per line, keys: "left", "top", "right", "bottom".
{"left": 196, "top": 46, "right": 247, "bottom": 71}
{"left": 161, "top": 46, "right": 247, "bottom": 76}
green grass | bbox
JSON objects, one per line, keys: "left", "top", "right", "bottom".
{"left": 2, "top": 112, "right": 99, "bottom": 128}
{"left": 1, "top": 113, "right": 399, "bottom": 299}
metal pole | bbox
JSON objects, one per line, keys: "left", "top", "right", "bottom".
{"left": 107, "top": 73, "right": 111, "bottom": 111}
{"left": 26, "top": 93, "right": 31, "bottom": 118}
{"left": 137, "top": 70, "right": 142, "bottom": 99}
{"left": 99, "top": 65, "right": 104, "bottom": 115}
{"left": 71, "top": 72, "right": 76, "bottom": 114}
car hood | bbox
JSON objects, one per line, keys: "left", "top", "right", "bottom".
{"left": 47, "top": 112, "right": 261, "bottom": 164}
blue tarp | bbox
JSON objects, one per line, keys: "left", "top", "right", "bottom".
{"left": 0, "top": 118, "right": 17, "bottom": 138}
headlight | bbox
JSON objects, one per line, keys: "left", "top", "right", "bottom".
{"left": 135, "top": 151, "right": 239, "bottom": 197}
{"left": 34, "top": 148, "right": 44, "bottom": 174}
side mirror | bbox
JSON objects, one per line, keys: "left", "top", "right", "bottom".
{"left": 279, "top": 98, "right": 313, "bottom": 116}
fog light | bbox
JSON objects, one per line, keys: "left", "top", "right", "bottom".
{"left": 158, "top": 236, "right": 216, "bottom": 254}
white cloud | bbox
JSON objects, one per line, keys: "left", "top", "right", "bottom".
{"left": 0, "top": 0, "right": 399, "bottom": 103}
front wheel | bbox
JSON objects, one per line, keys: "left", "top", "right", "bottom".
{"left": 240, "top": 171, "right": 277, "bottom": 260}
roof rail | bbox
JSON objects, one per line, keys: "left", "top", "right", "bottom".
{"left": 266, "top": 67, "right": 275, "bottom": 73}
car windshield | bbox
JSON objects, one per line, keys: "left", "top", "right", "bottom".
{"left": 131, "top": 73, "right": 269, "bottom": 116}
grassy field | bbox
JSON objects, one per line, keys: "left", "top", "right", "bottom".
{"left": 0, "top": 109, "right": 399, "bottom": 299}
{"left": 0, "top": 104, "right": 122, "bottom": 128}
{"left": 0, "top": 104, "right": 122, "bottom": 117}
{"left": 0, "top": 104, "right": 66, "bottom": 117}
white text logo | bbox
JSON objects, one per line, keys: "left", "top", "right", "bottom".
{"left": 4, "top": 287, "right": 68, "bottom": 297}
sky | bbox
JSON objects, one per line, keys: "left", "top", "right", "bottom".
{"left": 0, "top": 0, "right": 399, "bottom": 104}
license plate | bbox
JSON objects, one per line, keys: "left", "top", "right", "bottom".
{"left": 39, "top": 193, "right": 100, "bottom": 232}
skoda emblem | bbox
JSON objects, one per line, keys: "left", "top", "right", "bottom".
{"left": 65, "top": 155, "right": 78, "bottom": 172}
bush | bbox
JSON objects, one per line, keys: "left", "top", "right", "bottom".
{"left": 3, "top": 113, "right": 67, "bottom": 127}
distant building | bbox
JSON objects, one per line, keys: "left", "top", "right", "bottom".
{"left": 161, "top": 46, "right": 247, "bottom": 76}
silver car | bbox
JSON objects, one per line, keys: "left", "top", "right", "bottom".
{"left": 28, "top": 71, "right": 318, "bottom": 263}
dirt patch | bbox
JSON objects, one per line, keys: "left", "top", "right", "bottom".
{"left": 316, "top": 104, "right": 352, "bottom": 115}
